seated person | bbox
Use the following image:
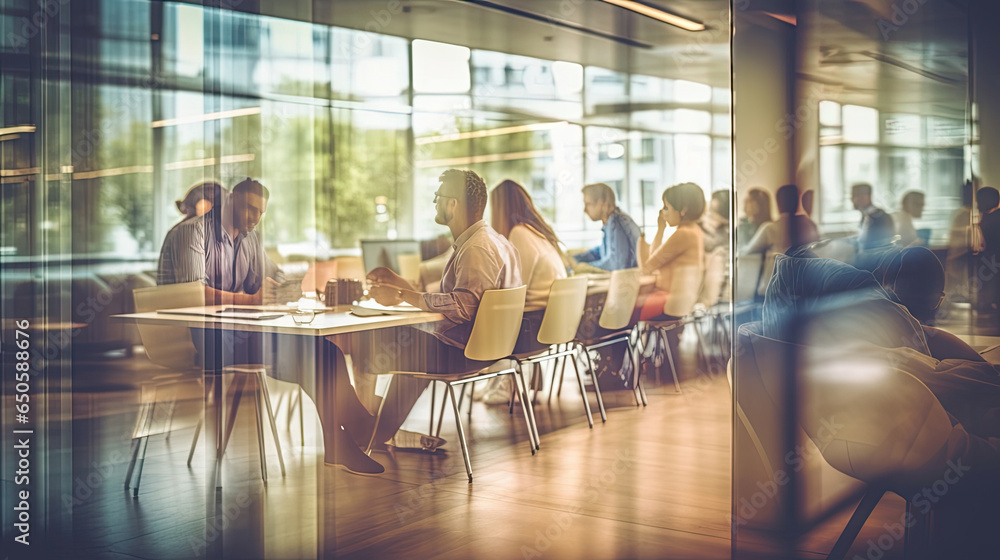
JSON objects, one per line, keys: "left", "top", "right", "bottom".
{"left": 760, "top": 253, "right": 1000, "bottom": 554}
{"left": 891, "top": 190, "right": 925, "bottom": 247}
{"left": 737, "top": 187, "right": 773, "bottom": 252}
{"left": 490, "top": 179, "right": 567, "bottom": 349}
{"left": 740, "top": 184, "right": 819, "bottom": 261}
{"left": 638, "top": 182, "right": 706, "bottom": 322}
{"left": 158, "top": 178, "right": 283, "bottom": 301}
{"left": 637, "top": 182, "right": 705, "bottom": 381}
{"left": 852, "top": 182, "right": 895, "bottom": 251}
{"left": 573, "top": 182, "right": 640, "bottom": 272}
{"left": 157, "top": 178, "right": 283, "bottom": 365}
{"left": 174, "top": 181, "right": 226, "bottom": 224}
{"left": 854, "top": 246, "right": 945, "bottom": 327}
{"left": 323, "top": 169, "right": 522, "bottom": 474}
{"left": 482, "top": 179, "right": 567, "bottom": 402}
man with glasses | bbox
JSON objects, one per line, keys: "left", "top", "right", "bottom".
{"left": 573, "top": 182, "right": 641, "bottom": 271}
{"left": 322, "top": 168, "right": 522, "bottom": 475}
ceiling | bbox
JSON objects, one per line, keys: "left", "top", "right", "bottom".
{"left": 311, "top": 0, "right": 733, "bottom": 87}
{"left": 793, "top": 0, "right": 969, "bottom": 118}
{"left": 253, "top": 0, "right": 972, "bottom": 119}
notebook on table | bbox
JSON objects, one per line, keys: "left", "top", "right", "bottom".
{"left": 350, "top": 300, "right": 423, "bottom": 317}
{"left": 157, "top": 307, "right": 287, "bottom": 321}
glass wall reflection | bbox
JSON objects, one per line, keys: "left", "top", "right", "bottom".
{"left": 1, "top": 0, "right": 733, "bottom": 557}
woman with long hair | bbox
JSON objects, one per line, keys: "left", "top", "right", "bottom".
{"left": 490, "top": 179, "right": 567, "bottom": 313}
{"left": 481, "top": 179, "right": 568, "bottom": 403}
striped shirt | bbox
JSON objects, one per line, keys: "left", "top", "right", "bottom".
{"left": 157, "top": 210, "right": 281, "bottom": 292}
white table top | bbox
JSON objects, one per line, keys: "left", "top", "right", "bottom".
{"left": 113, "top": 305, "right": 443, "bottom": 337}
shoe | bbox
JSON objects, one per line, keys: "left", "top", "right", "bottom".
{"left": 331, "top": 427, "right": 385, "bottom": 475}
{"left": 387, "top": 429, "right": 446, "bottom": 453}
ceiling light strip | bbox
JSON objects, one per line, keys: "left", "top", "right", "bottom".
{"left": 599, "top": 0, "right": 705, "bottom": 32}
{"left": 459, "top": 0, "right": 654, "bottom": 48}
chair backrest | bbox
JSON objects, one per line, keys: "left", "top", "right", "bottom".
{"left": 397, "top": 253, "right": 422, "bottom": 288}
{"left": 132, "top": 282, "right": 205, "bottom": 370}
{"left": 465, "top": 286, "right": 527, "bottom": 361}
{"left": 598, "top": 268, "right": 641, "bottom": 330}
{"left": 698, "top": 248, "right": 726, "bottom": 308}
{"left": 537, "top": 276, "right": 589, "bottom": 345}
{"left": 734, "top": 254, "right": 763, "bottom": 302}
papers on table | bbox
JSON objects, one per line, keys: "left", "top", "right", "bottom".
{"left": 350, "top": 300, "right": 422, "bottom": 317}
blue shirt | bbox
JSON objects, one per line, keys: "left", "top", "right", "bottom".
{"left": 574, "top": 207, "right": 641, "bottom": 271}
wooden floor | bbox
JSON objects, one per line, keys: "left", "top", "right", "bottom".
{"left": 26, "top": 331, "right": 915, "bottom": 559}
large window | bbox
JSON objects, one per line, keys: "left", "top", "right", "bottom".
{"left": 2, "top": 0, "right": 731, "bottom": 261}
{"left": 819, "top": 100, "right": 964, "bottom": 244}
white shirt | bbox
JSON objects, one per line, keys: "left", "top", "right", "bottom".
{"left": 508, "top": 224, "right": 567, "bottom": 311}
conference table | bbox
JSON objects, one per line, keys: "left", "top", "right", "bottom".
{"left": 115, "top": 304, "right": 444, "bottom": 480}
{"left": 111, "top": 273, "right": 654, "bottom": 484}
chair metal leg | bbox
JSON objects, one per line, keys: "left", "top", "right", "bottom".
{"left": 511, "top": 367, "right": 538, "bottom": 453}
{"left": 429, "top": 382, "right": 437, "bottom": 436}
{"left": 165, "top": 393, "right": 177, "bottom": 442}
{"left": 693, "top": 318, "right": 710, "bottom": 376}
{"left": 298, "top": 386, "right": 305, "bottom": 448}
{"left": 570, "top": 354, "right": 594, "bottom": 428}
{"left": 548, "top": 347, "right": 566, "bottom": 404}
{"left": 187, "top": 416, "right": 202, "bottom": 467}
{"left": 632, "top": 338, "right": 647, "bottom": 407}
{"left": 435, "top": 387, "right": 449, "bottom": 439}
{"left": 527, "top": 364, "right": 542, "bottom": 447}
{"left": 124, "top": 401, "right": 149, "bottom": 490}
{"left": 557, "top": 349, "right": 567, "bottom": 397}
{"left": 220, "top": 373, "right": 249, "bottom": 460}
{"left": 827, "top": 489, "right": 885, "bottom": 560}
{"left": 251, "top": 381, "right": 268, "bottom": 484}
{"left": 132, "top": 399, "right": 158, "bottom": 498}
{"left": 661, "top": 329, "right": 683, "bottom": 394}
{"left": 579, "top": 343, "right": 607, "bottom": 422}
{"left": 257, "top": 371, "right": 286, "bottom": 477}
{"left": 446, "top": 383, "right": 474, "bottom": 482}
{"left": 508, "top": 376, "right": 517, "bottom": 415}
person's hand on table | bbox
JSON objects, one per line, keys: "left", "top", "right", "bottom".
{"left": 368, "top": 284, "right": 404, "bottom": 306}
{"left": 367, "top": 267, "right": 412, "bottom": 291}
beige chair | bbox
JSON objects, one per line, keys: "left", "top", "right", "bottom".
{"left": 127, "top": 282, "right": 286, "bottom": 496}
{"left": 367, "top": 286, "right": 529, "bottom": 482}
{"left": 735, "top": 323, "right": 955, "bottom": 559}
{"left": 513, "top": 277, "right": 593, "bottom": 439}
{"left": 577, "top": 269, "right": 642, "bottom": 414}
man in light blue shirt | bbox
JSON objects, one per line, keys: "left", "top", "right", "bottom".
{"left": 574, "top": 182, "right": 641, "bottom": 271}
